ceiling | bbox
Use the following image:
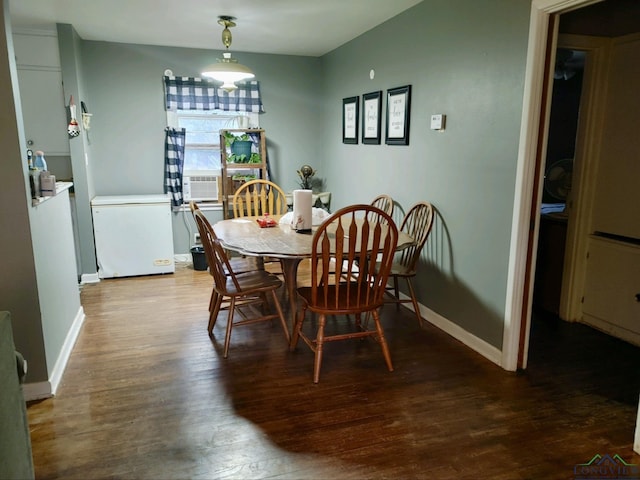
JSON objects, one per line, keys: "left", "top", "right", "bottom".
{"left": 560, "top": 0, "right": 640, "bottom": 36}
{"left": 8, "top": 0, "right": 423, "bottom": 57}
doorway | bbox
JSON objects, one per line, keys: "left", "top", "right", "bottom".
{"left": 504, "top": 0, "right": 640, "bottom": 370}
{"left": 507, "top": 0, "right": 640, "bottom": 455}
{"left": 528, "top": 0, "right": 640, "bottom": 359}
{"left": 531, "top": 46, "right": 583, "bottom": 318}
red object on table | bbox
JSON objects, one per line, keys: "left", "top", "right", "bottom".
{"left": 256, "top": 214, "right": 277, "bottom": 228}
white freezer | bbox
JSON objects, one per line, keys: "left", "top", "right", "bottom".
{"left": 91, "top": 194, "right": 175, "bottom": 278}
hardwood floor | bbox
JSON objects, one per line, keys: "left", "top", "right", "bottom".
{"left": 26, "top": 263, "right": 640, "bottom": 479}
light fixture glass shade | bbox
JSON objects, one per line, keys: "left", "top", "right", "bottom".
{"left": 202, "top": 52, "right": 254, "bottom": 92}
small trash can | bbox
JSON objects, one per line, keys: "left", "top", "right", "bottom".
{"left": 190, "top": 246, "right": 208, "bottom": 271}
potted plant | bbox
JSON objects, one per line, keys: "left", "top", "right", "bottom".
{"left": 224, "top": 131, "right": 254, "bottom": 163}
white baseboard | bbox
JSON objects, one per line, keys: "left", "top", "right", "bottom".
{"left": 396, "top": 292, "right": 503, "bottom": 368}
{"left": 581, "top": 314, "right": 640, "bottom": 348}
{"left": 22, "top": 306, "right": 86, "bottom": 401}
{"left": 49, "top": 306, "right": 85, "bottom": 395}
{"left": 81, "top": 272, "right": 100, "bottom": 284}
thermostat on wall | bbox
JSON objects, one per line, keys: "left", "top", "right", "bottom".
{"left": 430, "top": 114, "right": 446, "bottom": 131}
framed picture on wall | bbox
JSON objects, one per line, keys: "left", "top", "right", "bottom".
{"left": 385, "top": 85, "right": 411, "bottom": 145}
{"left": 362, "top": 90, "right": 382, "bottom": 144}
{"left": 342, "top": 96, "right": 359, "bottom": 144}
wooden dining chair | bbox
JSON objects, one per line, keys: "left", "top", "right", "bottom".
{"left": 232, "top": 179, "right": 287, "bottom": 218}
{"left": 191, "top": 201, "right": 263, "bottom": 272}
{"left": 370, "top": 194, "right": 394, "bottom": 222}
{"left": 231, "top": 180, "right": 286, "bottom": 276}
{"left": 339, "top": 194, "right": 394, "bottom": 281}
{"left": 190, "top": 201, "right": 264, "bottom": 311}
{"left": 194, "top": 209, "right": 289, "bottom": 358}
{"left": 379, "top": 201, "right": 434, "bottom": 325}
{"left": 290, "top": 204, "right": 399, "bottom": 383}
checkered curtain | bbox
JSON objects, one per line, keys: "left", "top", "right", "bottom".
{"left": 163, "top": 76, "right": 265, "bottom": 113}
{"left": 164, "top": 127, "right": 186, "bottom": 209}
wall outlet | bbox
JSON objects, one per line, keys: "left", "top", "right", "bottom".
{"left": 194, "top": 233, "right": 201, "bottom": 245}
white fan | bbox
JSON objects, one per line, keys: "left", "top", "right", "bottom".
{"left": 544, "top": 158, "right": 573, "bottom": 202}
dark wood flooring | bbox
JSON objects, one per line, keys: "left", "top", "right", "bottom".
{"left": 26, "top": 263, "right": 640, "bottom": 479}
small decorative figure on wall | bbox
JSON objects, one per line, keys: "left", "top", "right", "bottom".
{"left": 68, "top": 95, "right": 80, "bottom": 138}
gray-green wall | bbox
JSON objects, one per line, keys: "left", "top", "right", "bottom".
{"left": 81, "top": 43, "right": 323, "bottom": 195}
{"left": 321, "top": 0, "right": 530, "bottom": 347}
{"left": 58, "top": 24, "right": 98, "bottom": 280}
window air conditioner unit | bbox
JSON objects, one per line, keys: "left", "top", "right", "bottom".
{"left": 183, "top": 174, "right": 220, "bottom": 202}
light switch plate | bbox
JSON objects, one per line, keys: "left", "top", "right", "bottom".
{"left": 430, "top": 114, "right": 445, "bottom": 130}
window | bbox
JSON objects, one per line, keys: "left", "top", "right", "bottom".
{"left": 167, "top": 110, "right": 258, "bottom": 203}
{"left": 173, "top": 111, "right": 233, "bottom": 174}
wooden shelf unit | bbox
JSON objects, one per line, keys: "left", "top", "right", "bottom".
{"left": 220, "top": 128, "right": 267, "bottom": 219}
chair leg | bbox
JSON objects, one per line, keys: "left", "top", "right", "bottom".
{"left": 270, "top": 290, "right": 290, "bottom": 343}
{"left": 209, "top": 288, "right": 216, "bottom": 312}
{"left": 208, "top": 292, "right": 223, "bottom": 334}
{"left": 290, "top": 304, "right": 307, "bottom": 350}
{"left": 406, "top": 278, "right": 422, "bottom": 325}
{"left": 313, "top": 314, "right": 326, "bottom": 383}
{"left": 223, "top": 297, "right": 236, "bottom": 358}
{"left": 259, "top": 292, "right": 269, "bottom": 314}
{"left": 371, "top": 309, "right": 393, "bottom": 372}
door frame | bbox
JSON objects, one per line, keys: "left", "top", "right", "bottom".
{"left": 500, "top": 0, "right": 604, "bottom": 372}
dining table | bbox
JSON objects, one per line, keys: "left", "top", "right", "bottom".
{"left": 213, "top": 215, "right": 414, "bottom": 327}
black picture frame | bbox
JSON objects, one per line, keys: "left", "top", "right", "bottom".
{"left": 362, "top": 90, "right": 382, "bottom": 145}
{"left": 385, "top": 85, "right": 411, "bottom": 146}
{"left": 342, "top": 96, "right": 359, "bottom": 144}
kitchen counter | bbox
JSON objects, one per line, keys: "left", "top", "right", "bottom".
{"left": 32, "top": 181, "right": 73, "bottom": 207}
{"left": 26, "top": 179, "right": 83, "bottom": 399}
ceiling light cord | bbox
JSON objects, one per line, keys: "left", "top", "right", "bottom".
{"left": 219, "top": 16, "right": 235, "bottom": 49}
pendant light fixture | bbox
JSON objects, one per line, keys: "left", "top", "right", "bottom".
{"left": 202, "top": 16, "right": 255, "bottom": 92}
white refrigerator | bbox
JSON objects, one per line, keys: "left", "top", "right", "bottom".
{"left": 91, "top": 194, "right": 175, "bottom": 278}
